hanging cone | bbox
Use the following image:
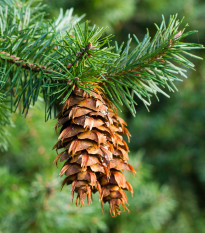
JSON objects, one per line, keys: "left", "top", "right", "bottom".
{"left": 54, "top": 86, "right": 135, "bottom": 216}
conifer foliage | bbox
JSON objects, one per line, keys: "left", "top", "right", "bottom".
{"left": 0, "top": 0, "right": 203, "bottom": 216}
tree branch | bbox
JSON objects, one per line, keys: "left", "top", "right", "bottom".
{"left": 0, "top": 42, "right": 93, "bottom": 74}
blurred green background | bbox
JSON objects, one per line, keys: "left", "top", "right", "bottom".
{"left": 0, "top": 0, "right": 205, "bottom": 232}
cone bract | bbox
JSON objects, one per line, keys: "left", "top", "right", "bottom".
{"left": 54, "top": 86, "right": 135, "bottom": 216}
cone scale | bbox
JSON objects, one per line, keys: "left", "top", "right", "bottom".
{"left": 54, "top": 86, "right": 135, "bottom": 216}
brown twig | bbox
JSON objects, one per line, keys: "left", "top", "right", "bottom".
{"left": 0, "top": 42, "right": 93, "bottom": 74}
{"left": 0, "top": 51, "right": 53, "bottom": 73}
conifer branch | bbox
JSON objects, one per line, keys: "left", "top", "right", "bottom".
{"left": 0, "top": 51, "right": 52, "bottom": 73}
{"left": 0, "top": 1, "right": 203, "bottom": 119}
{"left": 0, "top": 0, "right": 86, "bottom": 118}
{"left": 103, "top": 15, "right": 204, "bottom": 115}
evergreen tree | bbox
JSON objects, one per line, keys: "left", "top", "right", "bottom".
{"left": 0, "top": 0, "right": 203, "bottom": 217}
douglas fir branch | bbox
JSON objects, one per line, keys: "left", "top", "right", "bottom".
{"left": 0, "top": 0, "right": 203, "bottom": 216}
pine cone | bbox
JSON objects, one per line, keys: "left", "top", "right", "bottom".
{"left": 53, "top": 86, "right": 135, "bottom": 216}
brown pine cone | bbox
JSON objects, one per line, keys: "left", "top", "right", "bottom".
{"left": 53, "top": 86, "right": 135, "bottom": 216}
